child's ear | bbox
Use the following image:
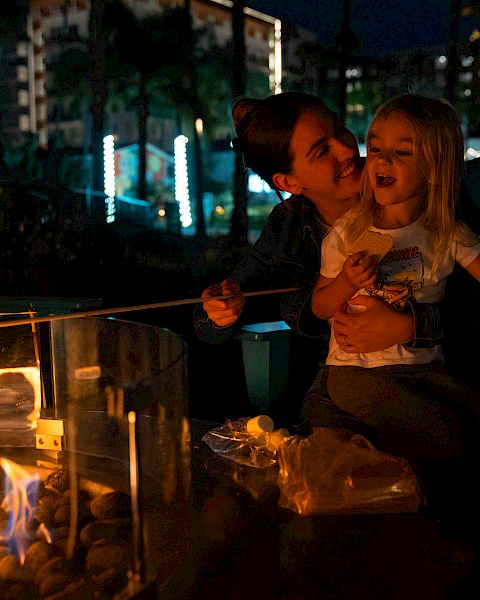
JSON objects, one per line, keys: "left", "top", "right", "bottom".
{"left": 272, "top": 172, "right": 303, "bottom": 196}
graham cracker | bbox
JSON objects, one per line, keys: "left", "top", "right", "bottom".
{"left": 349, "top": 230, "right": 394, "bottom": 263}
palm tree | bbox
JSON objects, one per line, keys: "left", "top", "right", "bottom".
{"left": 106, "top": 2, "right": 203, "bottom": 210}
{"left": 106, "top": 2, "right": 164, "bottom": 200}
{"left": 292, "top": 39, "right": 338, "bottom": 97}
{"left": 89, "top": 0, "right": 108, "bottom": 197}
{"left": 0, "top": 1, "right": 28, "bottom": 58}
{"left": 0, "top": 1, "right": 29, "bottom": 147}
{"left": 230, "top": 0, "right": 248, "bottom": 243}
{"left": 336, "top": 0, "right": 358, "bottom": 123}
{"left": 461, "top": 3, "right": 480, "bottom": 136}
{"left": 183, "top": 0, "right": 206, "bottom": 241}
{"left": 53, "top": 0, "right": 196, "bottom": 204}
{"left": 446, "top": 0, "right": 461, "bottom": 106}
{"left": 50, "top": 0, "right": 230, "bottom": 240}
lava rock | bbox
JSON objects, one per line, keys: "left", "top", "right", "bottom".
{"left": 90, "top": 491, "right": 131, "bottom": 520}
{"left": 24, "top": 540, "right": 64, "bottom": 574}
{"left": 80, "top": 518, "right": 131, "bottom": 546}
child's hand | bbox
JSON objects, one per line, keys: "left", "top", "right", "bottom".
{"left": 339, "top": 251, "right": 377, "bottom": 290}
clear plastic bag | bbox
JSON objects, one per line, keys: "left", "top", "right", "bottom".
{"left": 203, "top": 454, "right": 279, "bottom": 500}
{"left": 201, "top": 417, "right": 279, "bottom": 468}
{"left": 277, "top": 428, "right": 423, "bottom": 515}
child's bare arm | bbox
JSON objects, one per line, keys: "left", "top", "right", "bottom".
{"left": 312, "top": 252, "right": 378, "bottom": 319}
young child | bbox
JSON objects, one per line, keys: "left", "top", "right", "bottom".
{"left": 311, "top": 95, "right": 480, "bottom": 464}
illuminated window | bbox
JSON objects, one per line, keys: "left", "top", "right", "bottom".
{"left": 18, "top": 115, "right": 30, "bottom": 131}
{"left": 18, "top": 90, "right": 29, "bottom": 107}
{"left": 436, "top": 55, "right": 447, "bottom": 70}
{"left": 17, "top": 65, "right": 28, "bottom": 82}
{"left": 461, "top": 55, "right": 474, "bottom": 68}
{"left": 16, "top": 42, "right": 28, "bottom": 58}
{"left": 459, "top": 72, "right": 473, "bottom": 83}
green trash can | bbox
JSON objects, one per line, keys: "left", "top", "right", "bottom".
{"left": 236, "top": 321, "right": 292, "bottom": 415}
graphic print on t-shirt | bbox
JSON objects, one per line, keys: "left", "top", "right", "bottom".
{"left": 366, "top": 244, "right": 424, "bottom": 309}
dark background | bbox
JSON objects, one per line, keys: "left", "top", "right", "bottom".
{"left": 249, "top": 0, "right": 458, "bottom": 57}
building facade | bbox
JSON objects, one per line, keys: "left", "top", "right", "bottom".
{"left": 6, "top": 0, "right": 284, "bottom": 152}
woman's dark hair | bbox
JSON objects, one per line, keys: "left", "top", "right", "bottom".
{"left": 232, "top": 92, "right": 329, "bottom": 191}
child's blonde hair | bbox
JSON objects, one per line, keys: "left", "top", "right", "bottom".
{"left": 345, "top": 94, "right": 467, "bottom": 273}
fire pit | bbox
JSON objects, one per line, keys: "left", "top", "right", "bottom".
{"left": 0, "top": 317, "right": 191, "bottom": 599}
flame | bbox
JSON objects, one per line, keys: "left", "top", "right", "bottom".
{"left": 37, "top": 522, "right": 52, "bottom": 544}
{"left": 0, "top": 458, "right": 40, "bottom": 564}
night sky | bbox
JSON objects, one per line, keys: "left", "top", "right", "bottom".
{"left": 248, "top": 0, "right": 475, "bottom": 58}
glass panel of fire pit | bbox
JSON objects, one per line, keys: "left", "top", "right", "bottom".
{"left": 1, "top": 317, "right": 191, "bottom": 599}
{"left": 0, "top": 324, "right": 42, "bottom": 447}
{"left": 50, "top": 316, "right": 187, "bottom": 422}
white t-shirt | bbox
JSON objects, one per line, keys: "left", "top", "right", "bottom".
{"left": 320, "top": 217, "right": 480, "bottom": 368}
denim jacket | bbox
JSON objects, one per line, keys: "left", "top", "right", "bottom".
{"left": 193, "top": 194, "right": 455, "bottom": 346}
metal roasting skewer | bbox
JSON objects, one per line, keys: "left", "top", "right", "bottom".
{"left": 127, "top": 410, "right": 145, "bottom": 588}
{"left": 0, "top": 287, "right": 300, "bottom": 328}
{"left": 29, "top": 304, "right": 47, "bottom": 409}
{"left": 66, "top": 413, "right": 79, "bottom": 561}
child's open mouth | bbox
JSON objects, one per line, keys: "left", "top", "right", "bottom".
{"left": 376, "top": 173, "right": 396, "bottom": 187}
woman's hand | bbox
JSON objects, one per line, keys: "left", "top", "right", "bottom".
{"left": 333, "top": 295, "right": 415, "bottom": 353}
{"left": 201, "top": 279, "right": 245, "bottom": 328}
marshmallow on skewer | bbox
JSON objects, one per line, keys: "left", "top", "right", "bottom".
{"left": 246, "top": 415, "right": 274, "bottom": 435}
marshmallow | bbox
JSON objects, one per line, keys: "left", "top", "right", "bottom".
{"left": 246, "top": 415, "right": 274, "bottom": 435}
{"left": 75, "top": 365, "right": 101, "bottom": 380}
{"left": 267, "top": 428, "right": 290, "bottom": 450}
